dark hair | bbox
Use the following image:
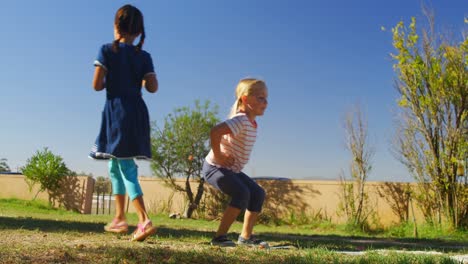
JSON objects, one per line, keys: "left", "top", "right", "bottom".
{"left": 112, "top": 4, "right": 146, "bottom": 52}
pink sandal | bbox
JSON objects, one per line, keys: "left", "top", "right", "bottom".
{"left": 131, "top": 220, "right": 157, "bottom": 242}
{"left": 104, "top": 219, "right": 128, "bottom": 234}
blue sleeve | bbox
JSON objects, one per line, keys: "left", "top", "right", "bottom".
{"left": 93, "top": 45, "right": 108, "bottom": 71}
{"left": 142, "top": 52, "right": 155, "bottom": 76}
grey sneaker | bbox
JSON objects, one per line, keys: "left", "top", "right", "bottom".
{"left": 237, "top": 235, "right": 269, "bottom": 249}
{"left": 211, "top": 235, "right": 236, "bottom": 247}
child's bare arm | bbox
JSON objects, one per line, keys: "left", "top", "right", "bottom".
{"left": 143, "top": 73, "right": 158, "bottom": 93}
{"left": 210, "top": 122, "right": 235, "bottom": 167}
{"left": 92, "top": 66, "right": 106, "bottom": 91}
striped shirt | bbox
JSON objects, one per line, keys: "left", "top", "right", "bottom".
{"left": 206, "top": 113, "right": 257, "bottom": 173}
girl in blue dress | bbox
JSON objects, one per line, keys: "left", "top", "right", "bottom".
{"left": 89, "top": 4, "right": 158, "bottom": 242}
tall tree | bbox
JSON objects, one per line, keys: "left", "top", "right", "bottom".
{"left": 391, "top": 14, "right": 467, "bottom": 228}
{"left": 338, "top": 106, "right": 374, "bottom": 229}
{"left": 151, "top": 100, "right": 219, "bottom": 218}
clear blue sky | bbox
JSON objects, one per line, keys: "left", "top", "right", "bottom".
{"left": 0, "top": 0, "right": 466, "bottom": 182}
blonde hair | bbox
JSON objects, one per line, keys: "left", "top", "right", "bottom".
{"left": 229, "top": 78, "right": 267, "bottom": 118}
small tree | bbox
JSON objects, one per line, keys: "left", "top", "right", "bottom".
{"left": 338, "top": 106, "right": 375, "bottom": 230}
{"left": 94, "top": 176, "right": 111, "bottom": 194}
{"left": 151, "top": 100, "right": 219, "bottom": 218}
{"left": 391, "top": 13, "right": 467, "bottom": 228}
{"left": 94, "top": 176, "right": 112, "bottom": 214}
{"left": 22, "top": 147, "right": 70, "bottom": 203}
{"left": 0, "top": 158, "right": 10, "bottom": 172}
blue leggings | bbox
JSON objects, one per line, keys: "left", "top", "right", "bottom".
{"left": 202, "top": 161, "right": 265, "bottom": 212}
{"left": 108, "top": 159, "right": 143, "bottom": 201}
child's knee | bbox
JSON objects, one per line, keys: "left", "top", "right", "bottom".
{"left": 230, "top": 189, "right": 251, "bottom": 210}
{"left": 129, "top": 192, "right": 143, "bottom": 201}
{"left": 231, "top": 199, "right": 248, "bottom": 210}
{"left": 246, "top": 187, "right": 265, "bottom": 212}
{"left": 256, "top": 187, "right": 266, "bottom": 203}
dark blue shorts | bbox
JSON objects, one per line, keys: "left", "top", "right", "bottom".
{"left": 202, "top": 160, "right": 265, "bottom": 212}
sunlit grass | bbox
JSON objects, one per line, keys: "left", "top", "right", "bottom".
{"left": 0, "top": 198, "right": 465, "bottom": 263}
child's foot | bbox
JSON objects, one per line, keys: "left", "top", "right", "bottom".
{"left": 130, "top": 220, "right": 157, "bottom": 242}
{"left": 237, "top": 235, "right": 269, "bottom": 249}
{"left": 104, "top": 219, "right": 128, "bottom": 234}
{"left": 210, "top": 235, "right": 236, "bottom": 247}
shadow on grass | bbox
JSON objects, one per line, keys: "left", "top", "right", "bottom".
{"left": 0, "top": 243, "right": 292, "bottom": 264}
{"left": 0, "top": 216, "right": 104, "bottom": 233}
{"left": 0, "top": 216, "right": 466, "bottom": 253}
{"left": 259, "top": 232, "right": 468, "bottom": 253}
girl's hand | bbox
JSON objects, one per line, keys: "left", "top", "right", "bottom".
{"left": 214, "top": 153, "right": 235, "bottom": 168}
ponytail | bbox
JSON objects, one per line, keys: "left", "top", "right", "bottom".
{"left": 112, "top": 38, "right": 121, "bottom": 52}
{"left": 229, "top": 97, "right": 242, "bottom": 118}
{"left": 136, "top": 27, "right": 145, "bottom": 52}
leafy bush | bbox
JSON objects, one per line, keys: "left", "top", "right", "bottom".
{"left": 22, "top": 147, "right": 70, "bottom": 202}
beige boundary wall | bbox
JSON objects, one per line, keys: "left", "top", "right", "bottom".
{"left": 138, "top": 177, "right": 423, "bottom": 227}
{"left": 0, "top": 174, "right": 423, "bottom": 226}
{"left": 0, "top": 174, "right": 95, "bottom": 214}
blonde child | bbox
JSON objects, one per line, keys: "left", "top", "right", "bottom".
{"left": 89, "top": 4, "right": 158, "bottom": 242}
{"left": 203, "top": 78, "right": 269, "bottom": 248}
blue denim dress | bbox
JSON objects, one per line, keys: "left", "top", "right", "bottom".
{"left": 89, "top": 43, "right": 155, "bottom": 160}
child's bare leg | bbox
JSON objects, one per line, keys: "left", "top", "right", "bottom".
{"left": 241, "top": 210, "right": 258, "bottom": 239}
{"left": 104, "top": 193, "right": 128, "bottom": 233}
{"left": 132, "top": 195, "right": 150, "bottom": 223}
{"left": 114, "top": 194, "right": 126, "bottom": 221}
{"left": 215, "top": 206, "right": 241, "bottom": 237}
{"left": 130, "top": 195, "right": 156, "bottom": 242}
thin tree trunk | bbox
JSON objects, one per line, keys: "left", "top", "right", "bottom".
{"left": 184, "top": 178, "right": 205, "bottom": 218}
{"left": 101, "top": 192, "right": 105, "bottom": 214}
{"left": 183, "top": 172, "right": 195, "bottom": 218}
{"left": 410, "top": 195, "right": 418, "bottom": 238}
{"left": 96, "top": 192, "right": 99, "bottom": 214}
{"left": 33, "top": 189, "right": 41, "bottom": 201}
{"left": 108, "top": 191, "right": 112, "bottom": 215}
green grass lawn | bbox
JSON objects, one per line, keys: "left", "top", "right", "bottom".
{"left": 0, "top": 198, "right": 466, "bottom": 264}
